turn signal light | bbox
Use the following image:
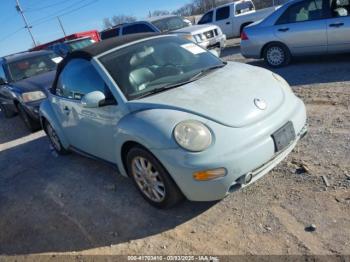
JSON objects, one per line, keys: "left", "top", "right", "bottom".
{"left": 241, "top": 31, "right": 249, "bottom": 41}
{"left": 193, "top": 168, "right": 227, "bottom": 181}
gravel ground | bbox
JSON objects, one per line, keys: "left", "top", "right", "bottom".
{"left": 0, "top": 39, "right": 349, "bottom": 257}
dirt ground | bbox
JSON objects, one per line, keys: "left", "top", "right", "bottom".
{"left": 0, "top": 39, "right": 349, "bottom": 257}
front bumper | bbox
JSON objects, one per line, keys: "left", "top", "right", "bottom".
{"left": 198, "top": 34, "right": 226, "bottom": 50}
{"left": 151, "top": 99, "right": 307, "bottom": 201}
{"left": 22, "top": 100, "right": 43, "bottom": 121}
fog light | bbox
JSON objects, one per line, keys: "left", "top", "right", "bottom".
{"left": 193, "top": 168, "right": 227, "bottom": 181}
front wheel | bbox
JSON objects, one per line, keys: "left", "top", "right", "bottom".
{"left": 45, "top": 121, "right": 69, "bottom": 155}
{"left": 17, "top": 103, "right": 40, "bottom": 132}
{"left": 0, "top": 103, "right": 15, "bottom": 118}
{"left": 263, "top": 43, "right": 291, "bottom": 67}
{"left": 126, "top": 146, "right": 184, "bottom": 208}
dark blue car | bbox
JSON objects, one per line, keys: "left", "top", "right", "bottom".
{"left": 0, "top": 50, "right": 62, "bottom": 131}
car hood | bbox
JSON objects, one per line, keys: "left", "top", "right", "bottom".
{"left": 127, "top": 62, "right": 285, "bottom": 128}
{"left": 173, "top": 24, "right": 218, "bottom": 35}
{"left": 12, "top": 70, "right": 56, "bottom": 93}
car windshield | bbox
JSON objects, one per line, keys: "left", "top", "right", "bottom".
{"left": 151, "top": 17, "right": 189, "bottom": 32}
{"left": 67, "top": 38, "right": 95, "bottom": 51}
{"left": 7, "top": 53, "right": 61, "bottom": 82}
{"left": 99, "top": 36, "right": 224, "bottom": 100}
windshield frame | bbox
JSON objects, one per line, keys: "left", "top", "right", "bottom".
{"left": 96, "top": 35, "right": 224, "bottom": 101}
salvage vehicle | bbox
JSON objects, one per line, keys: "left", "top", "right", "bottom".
{"left": 100, "top": 15, "right": 226, "bottom": 55}
{"left": 198, "top": 0, "right": 280, "bottom": 38}
{"left": 241, "top": 0, "right": 350, "bottom": 67}
{"left": 0, "top": 51, "right": 62, "bottom": 131}
{"left": 40, "top": 34, "right": 307, "bottom": 208}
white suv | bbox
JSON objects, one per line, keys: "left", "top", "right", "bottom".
{"left": 100, "top": 15, "right": 226, "bottom": 54}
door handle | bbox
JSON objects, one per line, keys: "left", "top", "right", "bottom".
{"left": 278, "top": 28, "right": 289, "bottom": 32}
{"left": 226, "top": 21, "right": 231, "bottom": 25}
{"left": 63, "top": 106, "right": 70, "bottom": 115}
{"left": 329, "top": 22, "right": 344, "bottom": 27}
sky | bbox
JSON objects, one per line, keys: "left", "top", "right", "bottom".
{"left": 0, "top": 0, "right": 190, "bottom": 57}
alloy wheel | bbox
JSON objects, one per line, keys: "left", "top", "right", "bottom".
{"left": 131, "top": 156, "right": 166, "bottom": 203}
{"left": 266, "top": 46, "right": 285, "bottom": 66}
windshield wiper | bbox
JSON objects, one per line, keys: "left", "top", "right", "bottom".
{"left": 133, "top": 82, "right": 186, "bottom": 99}
{"left": 133, "top": 62, "right": 227, "bottom": 100}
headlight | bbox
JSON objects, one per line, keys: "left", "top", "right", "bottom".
{"left": 174, "top": 120, "right": 212, "bottom": 152}
{"left": 272, "top": 73, "right": 292, "bottom": 93}
{"left": 194, "top": 34, "right": 203, "bottom": 43}
{"left": 22, "top": 91, "right": 46, "bottom": 102}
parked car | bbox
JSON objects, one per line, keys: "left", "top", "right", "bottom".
{"left": 40, "top": 33, "right": 307, "bottom": 208}
{"left": 241, "top": 0, "right": 350, "bottom": 67}
{"left": 0, "top": 51, "right": 62, "bottom": 131}
{"left": 30, "top": 30, "right": 101, "bottom": 53}
{"left": 46, "top": 37, "right": 97, "bottom": 57}
{"left": 100, "top": 15, "right": 226, "bottom": 54}
{"left": 198, "top": 0, "right": 280, "bottom": 38}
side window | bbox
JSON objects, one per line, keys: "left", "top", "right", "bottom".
{"left": 276, "top": 0, "right": 326, "bottom": 24}
{"left": 122, "top": 24, "right": 155, "bottom": 35}
{"left": 216, "top": 6, "right": 230, "bottom": 21}
{"left": 235, "top": 2, "right": 254, "bottom": 15}
{"left": 0, "top": 64, "right": 6, "bottom": 81}
{"left": 100, "top": 28, "right": 120, "bottom": 40}
{"left": 198, "top": 11, "right": 214, "bottom": 24}
{"left": 56, "top": 59, "right": 110, "bottom": 100}
{"left": 332, "top": 0, "right": 350, "bottom": 17}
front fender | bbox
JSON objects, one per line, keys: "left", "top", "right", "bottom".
{"left": 39, "top": 99, "right": 69, "bottom": 149}
{"left": 114, "top": 109, "right": 206, "bottom": 176}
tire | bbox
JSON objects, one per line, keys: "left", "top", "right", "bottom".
{"left": 126, "top": 146, "right": 184, "bottom": 209}
{"left": 263, "top": 43, "right": 291, "bottom": 67}
{"left": 17, "top": 103, "right": 41, "bottom": 132}
{"left": 45, "top": 121, "right": 69, "bottom": 155}
{"left": 0, "top": 103, "right": 15, "bottom": 118}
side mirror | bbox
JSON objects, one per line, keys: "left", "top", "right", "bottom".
{"left": 0, "top": 78, "right": 8, "bottom": 85}
{"left": 209, "top": 49, "right": 220, "bottom": 58}
{"left": 81, "top": 91, "right": 106, "bottom": 108}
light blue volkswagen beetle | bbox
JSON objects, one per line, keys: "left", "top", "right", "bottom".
{"left": 40, "top": 33, "right": 307, "bottom": 208}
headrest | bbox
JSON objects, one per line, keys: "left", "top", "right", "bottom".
{"left": 336, "top": 0, "right": 349, "bottom": 6}
{"left": 129, "top": 46, "right": 154, "bottom": 67}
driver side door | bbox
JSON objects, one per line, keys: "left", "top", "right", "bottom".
{"left": 326, "top": 0, "right": 350, "bottom": 52}
{"left": 52, "top": 58, "right": 121, "bottom": 163}
{"left": 214, "top": 6, "right": 234, "bottom": 38}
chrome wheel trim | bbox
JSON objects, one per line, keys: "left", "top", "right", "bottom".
{"left": 267, "top": 46, "right": 285, "bottom": 66}
{"left": 47, "top": 124, "right": 61, "bottom": 151}
{"left": 131, "top": 156, "right": 166, "bottom": 203}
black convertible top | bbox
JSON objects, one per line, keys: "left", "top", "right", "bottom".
{"left": 66, "top": 32, "right": 159, "bottom": 60}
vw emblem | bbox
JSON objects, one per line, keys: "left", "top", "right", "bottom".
{"left": 254, "top": 98, "right": 267, "bottom": 110}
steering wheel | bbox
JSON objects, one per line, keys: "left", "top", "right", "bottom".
{"left": 162, "top": 63, "right": 184, "bottom": 75}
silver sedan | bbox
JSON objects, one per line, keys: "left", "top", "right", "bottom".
{"left": 240, "top": 0, "right": 350, "bottom": 67}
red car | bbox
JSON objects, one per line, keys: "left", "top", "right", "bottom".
{"left": 30, "top": 30, "right": 101, "bottom": 56}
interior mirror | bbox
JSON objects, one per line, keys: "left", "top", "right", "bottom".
{"left": 209, "top": 49, "right": 220, "bottom": 58}
{"left": 0, "top": 78, "right": 8, "bottom": 85}
{"left": 81, "top": 91, "right": 106, "bottom": 108}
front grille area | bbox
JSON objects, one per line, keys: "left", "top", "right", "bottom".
{"left": 203, "top": 30, "right": 215, "bottom": 39}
